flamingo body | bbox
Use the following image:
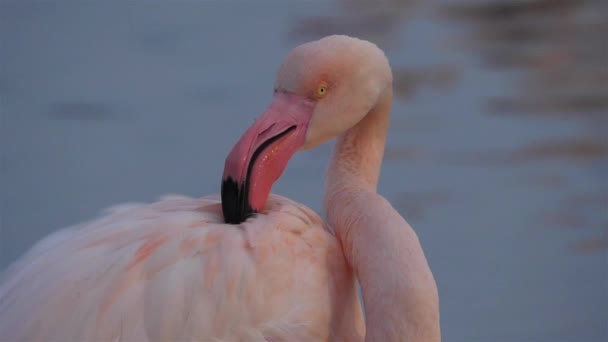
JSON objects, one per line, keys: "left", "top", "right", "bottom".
{"left": 0, "top": 195, "right": 362, "bottom": 341}
{"left": 0, "top": 35, "right": 440, "bottom": 341}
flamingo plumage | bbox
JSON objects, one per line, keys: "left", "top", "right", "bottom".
{"left": 0, "top": 35, "right": 439, "bottom": 341}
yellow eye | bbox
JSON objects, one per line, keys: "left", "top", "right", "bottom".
{"left": 316, "top": 84, "right": 328, "bottom": 98}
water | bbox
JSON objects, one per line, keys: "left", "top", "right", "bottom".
{"left": 1, "top": 1, "right": 606, "bottom": 340}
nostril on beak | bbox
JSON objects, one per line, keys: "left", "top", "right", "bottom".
{"left": 257, "top": 123, "right": 276, "bottom": 137}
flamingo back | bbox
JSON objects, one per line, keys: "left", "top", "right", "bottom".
{"left": 0, "top": 194, "right": 363, "bottom": 341}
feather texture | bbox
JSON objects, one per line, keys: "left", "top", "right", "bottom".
{"left": 0, "top": 194, "right": 364, "bottom": 341}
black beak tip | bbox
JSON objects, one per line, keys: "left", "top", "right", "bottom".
{"left": 221, "top": 177, "right": 255, "bottom": 224}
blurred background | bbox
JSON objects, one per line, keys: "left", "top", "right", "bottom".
{"left": 1, "top": 0, "right": 606, "bottom": 340}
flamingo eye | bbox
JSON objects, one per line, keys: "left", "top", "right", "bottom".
{"left": 316, "top": 83, "right": 328, "bottom": 98}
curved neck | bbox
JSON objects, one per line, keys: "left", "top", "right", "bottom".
{"left": 324, "top": 86, "right": 392, "bottom": 198}
{"left": 324, "top": 86, "right": 441, "bottom": 341}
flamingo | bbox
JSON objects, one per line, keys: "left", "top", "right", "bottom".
{"left": 0, "top": 35, "right": 439, "bottom": 341}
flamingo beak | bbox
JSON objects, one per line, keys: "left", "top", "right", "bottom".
{"left": 221, "top": 92, "right": 315, "bottom": 224}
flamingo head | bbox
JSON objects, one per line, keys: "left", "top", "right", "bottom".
{"left": 221, "top": 35, "right": 392, "bottom": 224}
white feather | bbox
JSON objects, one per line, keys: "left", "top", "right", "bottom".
{"left": 0, "top": 194, "right": 363, "bottom": 341}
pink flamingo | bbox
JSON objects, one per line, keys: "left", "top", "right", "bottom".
{"left": 0, "top": 35, "right": 439, "bottom": 341}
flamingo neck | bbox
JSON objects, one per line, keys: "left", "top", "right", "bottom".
{"left": 324, "top": 85, "right": 441, "bottom": 341}
{"left": 324, "top": 86, "right": 392, "bottom": 200}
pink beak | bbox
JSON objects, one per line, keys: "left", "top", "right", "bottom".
{"left": 221, "top": 92, "right": 315, "bottom": 224}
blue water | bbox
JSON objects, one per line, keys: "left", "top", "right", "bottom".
{"left": 1, "top": 1, "right": 606, "bottom": 340}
